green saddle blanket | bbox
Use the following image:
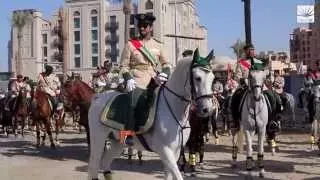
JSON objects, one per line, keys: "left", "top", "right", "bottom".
{"left": 100, "top": 88, "right": 160, "bottom": 134}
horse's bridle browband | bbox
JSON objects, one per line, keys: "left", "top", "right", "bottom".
{"left": 161, "top": 64, "right": 213, "bottom": 103}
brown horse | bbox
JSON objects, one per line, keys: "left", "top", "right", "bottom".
{"left": 62, "top": 78, "right": 94, "bottom": 146}
{"left": 31, "top": 87, "right": 56, "bottom": 148}
{"left": 13, "top": 87, "right": 29, "bottom": 137}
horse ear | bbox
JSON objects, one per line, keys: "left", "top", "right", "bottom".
{"left": 192, "top": 48, "right": 199, "bottom": 64}
{"left": 206, "top": 50, "right": 214, "bottom": 62}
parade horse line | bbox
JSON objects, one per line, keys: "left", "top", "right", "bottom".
{"left": 0, "top": 49, "right": 318, "bottom": 180}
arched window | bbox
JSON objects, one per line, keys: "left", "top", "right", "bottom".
{"left": 145, "top": 0, "right": 153, "bottom": 10}
{"left": 91, "top": 9, "right": 98, "bottom": 15}
{"left": 73, "top": 11, "right": 80, "bottom": 16}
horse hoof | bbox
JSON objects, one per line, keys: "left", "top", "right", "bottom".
{"left": 199, "top": 162, "right": 204, "bottom": 169}
{"left": 50, "top": 143, "right": 56, "bottom": 149}
{"left": 103, "top": 171, "right": 112, "bottom": 180}
{"left": 259, "top": 169, "right": 265, "bottom": 178}
{"left": 231, "top": 160, "right": 237, "bottom": 168}
{"left": 215, "top": 138, "right": 220, "bottom": 145}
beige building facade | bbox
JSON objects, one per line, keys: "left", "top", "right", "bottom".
{"left": 9, "top": 0, "right": 208, "bottom": 82}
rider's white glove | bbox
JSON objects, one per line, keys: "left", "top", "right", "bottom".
{"left": 155, "top": 73, "right": 168, "bottom": 84}
{"left": 96, "top": 81, "right": 106, "bottom": 87}
{"left": 126, "top": 79, "right": 136, "bottom": 92}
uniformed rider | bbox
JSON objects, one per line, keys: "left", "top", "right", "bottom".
{"left": 37, "top": 65, "right": 62, "bottom": 114}
{"left": 4, "top": 74, "right": 29, "bottom": 110}
{"left": 119, "top": 13, "right": 171, "bottom": 145}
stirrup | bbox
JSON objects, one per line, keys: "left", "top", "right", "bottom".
{"left": 119, "top": 130, "right": 135, "bottom": 145}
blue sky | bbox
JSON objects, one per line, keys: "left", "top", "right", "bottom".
{"left": 0, "top": 0, "right": 316, "bottom": 71}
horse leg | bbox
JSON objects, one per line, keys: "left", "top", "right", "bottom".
{"left": 211, "top": 116, "right": 219, "bottom": 144}
{"left": 177, "top": 148, "right": 186, "bottom": 173}
{"left": 199, "top": 140, "right": 205, "bottom": 169}
{"left": 44, "top": 117, "right": 55, "bottom": 149}
{"left": 100, "top": 140, "right": 123, "bottom": 180}
{"left": 138, "top": 150, "right": 143, "bottom": 165}
{"left": 54, "top": 116, "right": 60, "bottom": 146}
{"left": 231, "top": 133, "right": 238, "bottom": 168}
{"left": 21, "top": 116, "right": 25, "bottom": 137}
{"left": 88, "top": 127, "right": 109, "bottom": 180}
{"left": 244, "top": 130, "right": 254, "bottom": 178}
{"left": 13, "top": 116, "right": 18, "bottom": 137}
{"left": 159, "top": 147, "right": 184, "bottom": 180}
{"left": 257, "top": 127, "right": 266, "bottom": 178}
{"left": 36, "top": 121, "right": 41, "bottom": 148}
{"left": 311, "top": 119, "right": 317, "bottom": 150}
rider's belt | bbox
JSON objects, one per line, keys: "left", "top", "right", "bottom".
{"left": 131, "top": 64, "right": 152, "bottom": 70}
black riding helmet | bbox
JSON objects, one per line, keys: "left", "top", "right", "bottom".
{"left": 45, "top": 65, "right": 53, "bottom": 75}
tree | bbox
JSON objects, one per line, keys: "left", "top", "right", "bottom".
{"left": 11, "top": 11, "right": 32, "bottom": 75}
{"left": 230, "top": 39, "right": 246, "bottom": 60}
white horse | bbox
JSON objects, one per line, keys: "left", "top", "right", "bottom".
{"left": 87, "top": 49, "right": 215, "bottom": 180}
{"left": 309, "top": 84, "right": 320, "bottom": 150}
{"left": 232, "top": 70, "right": 269, "bottom": 178}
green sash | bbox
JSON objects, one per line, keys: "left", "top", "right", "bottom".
{"left": 130, "top": 39, "right": 159, "bottom": 66}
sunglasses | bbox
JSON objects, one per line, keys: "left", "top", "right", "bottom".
{"left": 138, "top": 23, "right": 150, "bottom": 28}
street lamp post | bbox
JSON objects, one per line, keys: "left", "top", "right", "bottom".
{"left": 123, "top": 0, "right": 131, "bottom": 43}
{"left": 242, "top": 0, "right": 252, "bottom": 45}
{"left": 174, "top": 0, "right": 178, "bottom": 65}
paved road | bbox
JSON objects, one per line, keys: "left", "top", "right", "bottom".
{"left": 0, "top": 129, "right": 320, "bottom": 180}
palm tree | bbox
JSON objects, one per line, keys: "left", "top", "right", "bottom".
{"left": 230, "top": 39, "right": 246, "bottom": 60}
{"left": 11, "top": 11, "right": 32, "bottom": 75}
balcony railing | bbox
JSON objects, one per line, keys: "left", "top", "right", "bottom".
{"left": 53, "top": 26, "right": 62, "bottom": 36}
{"left": 105, "top": 49, "right": 119, "bottom": 58}
{"left": 105, "top": 22, "right": 119, "bottom": 31}
{"left": 52, "top": 52, "right": 63, "bottom": 62}
{"left": 52, "top": 39, "right": 63, "bottom": 49}
{"left": 105, "top": 35, "right": 119, "bottom": 44}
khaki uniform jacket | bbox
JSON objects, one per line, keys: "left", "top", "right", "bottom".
{"left": 234, "top": 58, "right": 251, "bottom": 82}
{"left": 37, "top": 73, "right": 61, "bottom": 97}
{"left": 120, "top": 38, "right": 170, "bottom": 89}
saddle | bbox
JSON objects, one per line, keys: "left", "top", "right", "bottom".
{"left": 100, "top": 87, "right": 160, "bottom": 135}
{"left": 231, "top": 88, "right": 279, "bottom": 129}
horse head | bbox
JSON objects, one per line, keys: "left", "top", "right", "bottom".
{"left": 62, "top": 79, "right": 94, "bottom": 108}
{"left": 249, "top": 70, "right": 268, "bottom": 101}
{"left": 190, "top": 48, "right": 215, "bottom": 117}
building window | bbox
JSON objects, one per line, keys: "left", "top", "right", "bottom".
{"left": 110, "top": 16, "right": 116, "bottom": 23}
{"left": 92, "top": 30, "right": 98, "bottom": 41}
{"left": 91, "top": 16, "right": 98, "bottom": 27}
{"left": 92, "top": 56, "right": 98, "bottom": 67}
{"left": 145, "top": 0, "right": 153, "bottom": 10}
{"left": 91, "top": 9, "right": 98, "bottom": 15}
{"left": 130, "top": 15, "right": 135, "bottom": 25}
{"left": 42, "top": 34, "right": 47, "bottom": 44}
{"left": 73, "top": 11, "right": 80, "bottom": 16}
{"left": 130, "top": 27, "right": 136, "bottom": 38}
{"left": 74, "top": 44, "right": 80, "bottom": 55}
{"left": 74, "top": 31, "right": 80, "bottom": 42}
{"left": 74, "top": 57, "right": 80, "bottom": 68}
{"left": 92, "top": 43, "right": 98, "bottom": 54}
{"left": 74, "top": 18, "right": 80, "bottom": 28}
{"left": 43, "top": 47, "right": 47, "bottom": 57}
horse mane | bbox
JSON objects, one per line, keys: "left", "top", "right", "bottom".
{"left": 74, "top": 79, "right": 94, "bottom": 94}
{"left": 170, "top": 57, "right": 193, "bottom": 78}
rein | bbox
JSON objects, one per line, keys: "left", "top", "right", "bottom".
{"left": 159, "top": 63, "right": 214, "bottom": 154}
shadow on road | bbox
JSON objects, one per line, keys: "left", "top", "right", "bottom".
{"left": 0, "top": 134, "right": 89, "bottom": 162}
